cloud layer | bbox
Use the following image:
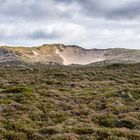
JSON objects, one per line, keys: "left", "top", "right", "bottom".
{"left": 0, "top": 0, "right": 140, "bottom": 49}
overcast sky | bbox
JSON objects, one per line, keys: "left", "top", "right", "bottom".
{"left": 0, "top": 0, "right": 140, "bottom": 49}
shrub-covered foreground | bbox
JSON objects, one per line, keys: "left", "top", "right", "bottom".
{"left": 0, "top": 63, "right": 140, "bottom": 140}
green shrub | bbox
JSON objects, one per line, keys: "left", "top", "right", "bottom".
{"left": 49, "top": 112, "right": 67, "bottom": 123}
{"left": 117, "top": 117, "right": 139, "bottom": 129}
{"left": 4, "top": 132, "right": 27, "bottom": 140}
{"left": 2, "top": 86, "right": 33, "bottom": 94}
{"left": 92, "top": 115, "right": 118, "bottom": 128}
{"left": 27, "top": 132, "right": 44, "bottom": 140}
{"left": 39, "top": 127, "right": 60, "bottom": 135}
{"left": 72, "top": 127, "right": 94, "bottom": 135}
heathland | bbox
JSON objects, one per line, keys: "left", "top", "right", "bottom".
{"left": 0, "top": 63, "right": 140, "bottom": 140}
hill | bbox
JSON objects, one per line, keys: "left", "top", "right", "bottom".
{"left": 0, "top": 44, "right": 140, "bottom": 66}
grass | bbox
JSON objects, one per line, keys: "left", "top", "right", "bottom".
{"left": 0, "top": 63, "right": 139, "bottom": 139}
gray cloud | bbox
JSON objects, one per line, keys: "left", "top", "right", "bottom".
{"left": 0, "top": 0, "right": 77, "bottom": 22}
{"left": 0, "top": 0, "right": 140, "bottom": 22}
{"left": 55, "top": 0, "right": 140, "bottom": 20}
{"left": 28, "top": 30, "right": 61, "bottom": 40}
{"left": 108, "top": 1, "right": 140, "bottom": 20}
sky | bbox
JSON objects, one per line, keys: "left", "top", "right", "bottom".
{"left": 0, "top": 0, "right": 140, "bottom": 49}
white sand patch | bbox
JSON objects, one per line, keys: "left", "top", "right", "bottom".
{"left": 55, "top": 49, "right": 69, "bottom": 65}
{"left": 55, "top": 48, "right": 106, "bottom": 65}
{"left": 32, "top": 51, "right": 39, "bottom": 56}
